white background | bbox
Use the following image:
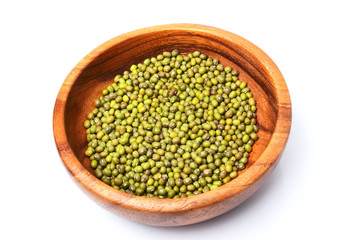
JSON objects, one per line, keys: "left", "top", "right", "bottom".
{"left": 1, "top": 0, "right": 348, "bottom": 239}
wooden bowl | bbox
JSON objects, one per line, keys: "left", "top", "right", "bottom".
{"left": 53, "top": 24, "right": 291, "bottom": 226}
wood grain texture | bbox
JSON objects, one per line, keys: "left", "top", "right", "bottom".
{"left": 53, "top": 24, "right": 292, "bottom": 226}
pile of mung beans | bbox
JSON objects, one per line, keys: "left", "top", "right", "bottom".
{"left": 84, "top": 50, "right": 258, "bottom": 199}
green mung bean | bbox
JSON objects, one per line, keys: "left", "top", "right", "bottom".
{"left": 84, "top": 50, "right": 258, "bottom": 199}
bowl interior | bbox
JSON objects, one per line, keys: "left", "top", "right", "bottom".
{"left": 64, "top": 28, "right": 278, "bottom": 178}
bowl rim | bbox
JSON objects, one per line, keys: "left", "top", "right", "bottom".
{"left": 53, "top": 23, "right": 292, "bottom": 214}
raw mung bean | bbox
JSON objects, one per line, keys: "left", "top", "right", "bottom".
{"left": 84, "top": 50, "right": 258, "bottom": 199}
